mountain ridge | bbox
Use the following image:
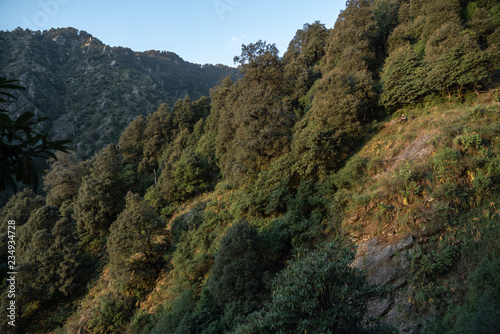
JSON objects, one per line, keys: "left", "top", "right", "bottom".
{"left": 0, "top": 27, "right": 239, "bottom": 158}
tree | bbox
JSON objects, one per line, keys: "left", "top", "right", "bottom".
{"left": 234, "top": 40, "right": 282, "bottom": 86}
{"left": 235, "top": 241, "right": 392, "bottom": 334}
{"left": 215, "top": 45, "right": 294, "bottom": 185}
{"left": 0, "top": 188, "right": 45, "bottom": 226}
{"left": 380, "top": 46, "right": 429, "bottom": 108}
{"left": 323, "top": 0, "right": 381, "bottom": 73}
{"left": 0, "top": 77, "right": 72, "bottom": 192}
{"left": 173, "top": 148, "right": 214, "bottom": 201}
{"left": 208, "top": 221, "right": 264, "bottom": 307}
{"left": 15, "top": 205, "right": 84, "bottom": 329}
{"left": 107, "top": 192, "right": 164, "bottom": 291}
{"left": 118, "top": 115, "right": 146, "bottom": 165}
{"left": 43, "top": 152, "right": 86, "bottom": 207}
{"left": 0, "top": 188, "right": 45, "bottom": 295}
{"left": 74, "top": 144, "right": 125, "bottom": 247}
{"left": 138, "top": 103, "right": 172, "bottom": 178}
{"left": 427, "top": 47, "right": 492, "bottom": 97}
{"left": 291, "top": 66, "right": 374, "bottom": 179}
{"left": 283, "top": 21, "right": 328, "bottom": 105}
{"left": 208, "top": 221, "right": 266, "bottom": 330}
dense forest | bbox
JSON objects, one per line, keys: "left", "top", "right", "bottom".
{"left": 1, "top": 0, "right": 500, "bottom": 333}
{"left": 0, "top": 27, "right": 239, "bottom": 159}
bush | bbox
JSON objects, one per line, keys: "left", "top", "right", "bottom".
{"left": 151, "top": 290, "right": 196, "bottom": 334}
{"left": 208, "top": 221, "right": 265, "bottom": 313}
{"left": 424, "top": 257, "right": 500, "bottom": 334}
{"left": 236, "top": 241, "right": 393, "bottom": 333}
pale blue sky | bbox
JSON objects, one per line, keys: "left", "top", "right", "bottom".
{"left": 0, "top": 0, "right": 345, "bottom": 67}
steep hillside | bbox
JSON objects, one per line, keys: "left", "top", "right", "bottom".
{"left": 53, "top": 97, "right": 500, "bottom": 334}
{"left": 0, "top": 0, "right": 499, "bottom": 333}
{"left": 335, "top": 97, "right": 500, "bottom": 332}
{"left": 0, "top": 27, "right": 239, "bottom": 158}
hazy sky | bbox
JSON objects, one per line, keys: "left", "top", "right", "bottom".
{"left": 0, "top": 0, "right": 345, "bottom": 67}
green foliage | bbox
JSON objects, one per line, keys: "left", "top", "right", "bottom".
{"left": 453, "top": 127, "right": 483, "bottom": 151}
{"left": 331, "top": 155, "right": 369, "bottom": 190}
{"left": 118, "top": 115, "right": 146, "bottom": 165}
{"left": 214, "top": 79, "right": 294, "bottom": 185}
{"left": 236, "top": 153, "right": 296, "bottom": 217}
{"left": 0, "top": 188, "right": 45, "bottom": 226}
{"left": 208, "top": 221, "right": 265, "bottom": 320}
{"left": 380, "top": 47, "right": 429, "bottom": 108}
{"left": 234, "top": 40, "right": 282, "bottom": 86}
{"left": 138, "top": 104, "right": 172, "bottom": 178}
{"left": 150, "top": 289, "right": 196, "bottom": 334}
{"left": 410, "top": 243, "right": 460, "bottom": 282}
{"left": 107, "top": 192, "right": 164, "bottom": 295}
{"left": 86, "top": 294, "right": 135, "bottom": 334}
{"left": 274, "top": 180, "right": 326, "bottom": 247}
{"left": 450, "top": 257, "right": 500, "bottom": 333}
{"left": 326, "top": 0, "right": 382, "bottom": 72}
{"left": 74, "top": 144, "right": 126, "bottom": 248}
{"left": 381, "top": 0, "right": 498, "bottom": 108}
{"left": 427, "top": 48, "right": 492, "bottom": 96}
{"left": 14, "top": 205, "right": 86, "bottom": 332}
{"left": 283, "top": 21, "right": 328, "bottom": 105}
{"left": 236, "top": 241, "right": 392, "bottom": 333}
{"left": 173, "top": 149, "right": 214, "bottom": 201}
{"left": 424, "top": 257, "right": 500, "bottom": 334}
{"left": 0, "top": 76, "right": 72, "bottom": 192}
{"left": 430, "top": 147, "right": 465, "bottom": 183}
{"left": 170, "top": 206, "right": 232, "bottom": 291}
{"left": 0, "top": 189, "right": 46, "bottom": 296}
{"left": 43, "top": 152, "right": 86, "bottom": 207}
{"left": 0, "top": 29, "right": 238, "bottom": 159}
{"left": 172, "top": 288, "right": 225, "bottom": 334}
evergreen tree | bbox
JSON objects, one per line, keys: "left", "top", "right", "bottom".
{"left": 138, "top": 103, "right": 172, "bottom": 178}
{"left": 43, "top": 152, "right": 86, "bottom": 208}
{"left": 215, "top": 42, "right": 294, "bottom": 185}
{"left": 323, "top": 0, "right": 381, "bottom": 73}
{"left": 283, "top": 21, "right": 328, "bottom": 106}
{"left": 0, "top": 188, "right": 45, "bottom": 226}
{"left": 380, "top": 46, "right": 429, "bottom": 108}
{"left": 234, "top": 40, "right": 283, "bottom": 86}
{"left": 208, "top": 221, "right": 266, "bottom": 329}
{"left": 118, "top": 115, "right": 146, "bottom": 165}
{"left": 16, "top": 206, "right": 84, "bottom": 330}
{"left": 107, "top": 192, "right": 164, "bottom": 291}
{"left": 74, "top": 144, "right": 125, "bottom": 247}
{"left": 208, "top": 221, "right": 264, "bottom": 307}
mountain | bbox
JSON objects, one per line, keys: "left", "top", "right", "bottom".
{"left": 0, "top": 27, "right": 239, "bottom": 158}
{"left": 0, "top": 1, "right": 499, "bottom": 333}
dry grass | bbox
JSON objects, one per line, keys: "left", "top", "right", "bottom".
{"left": 338, "top": 99, "right": 500, "bottom": 244}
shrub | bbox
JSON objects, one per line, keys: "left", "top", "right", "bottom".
{"left": 236, "top": 241, "right": 393, "bottom": 333}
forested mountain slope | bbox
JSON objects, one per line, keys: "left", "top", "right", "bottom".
{"left": 0, "top": 27, "right": 239, "bottom": 158}
{"left": 0, "top": 0, "right": 499, "bottom": 333}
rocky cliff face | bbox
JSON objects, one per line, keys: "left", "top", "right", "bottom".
{"left": 0, "top": 27, "right": 239, "bottom": 158}
{"left": 355, "top": 235, "right": 420, "bottom": 333}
